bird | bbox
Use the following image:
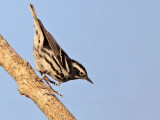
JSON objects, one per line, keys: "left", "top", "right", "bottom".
{"left": 29, "top": 4, "right": 93, "bottom": 87}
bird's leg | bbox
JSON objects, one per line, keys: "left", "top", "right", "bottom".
{"left": 35, "top": 77, "right": 44, "bottom": 82}
{"left": 43, "top": 76, "right": 59, "bottom": 86}
{"left": 44, "top": 78, "right": 63, "bottom": 98}
{"left": 39, "top": 76, "right": 62, "bottom": 87}
{"left": 36, "top": 73, "right": 63, "bottom": 97}
{"left": 39, "top": 73, "right": 59, "bottom": 86}
{"left": 57, "top": 81, "right": 63, "bottom": 88}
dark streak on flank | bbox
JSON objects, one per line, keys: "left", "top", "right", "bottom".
{"left": 52, "top": 55, "right": 62, "bottom": 72}
{"left": 55, "top": 75, "right": 61, "bottom": 80}
{"left": 41, "top": 48, "right": 50, "bottom": 57}
{"left": 44, "top": 56, "right": 58, "bottom": 74}
{"left": 61, "top": 50, "right": 66, "bottom": 70}
{"left": 39, "top": 54, "right": 42, "bottom": 58}
{"left": 33, "top": 47, "right": 38, "bottom": 51}
{"left": 41, "top": 64, "right": 43, "bottom": 68}
{"left": 36, "top": 30, "right": 38, "bottom": 35}
{"left": 38, "top": 34, "right": 40, "bottom": 43}
{"left": 65, "top": 57, "right": 71, "bottom": 74}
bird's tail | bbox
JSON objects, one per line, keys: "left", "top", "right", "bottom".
{"left": 29, "top": 4, "right": 38, "bottom": 20}
{"left": 29, "top": 4, "right": 42, "bottom": 33}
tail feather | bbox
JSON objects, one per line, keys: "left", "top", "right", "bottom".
{"left": 29, "top": 4, "right": 37, "bottom": 20}
{"left": 29, "top": 4, "right": 42, "bottom": 33}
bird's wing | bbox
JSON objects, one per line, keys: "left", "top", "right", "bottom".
{"left": 30, "top": 4, "right": 71, "bottom": 68}
{"left": 38, "top": 19, "right": 71, "bottom": 67}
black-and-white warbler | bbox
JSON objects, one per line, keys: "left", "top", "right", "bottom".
{"left": 29, "top": 4, "right": 93, "bottom": 87}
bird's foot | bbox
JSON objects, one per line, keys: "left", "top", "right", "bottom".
{"left": 43, "top": 76, "right": 63, "bottom": 98}
{"left": 36, "top": 76, "right": 63, "bottom": 97}
{"left": 41, "top": 86, "right": 63, "bottom": 98}
{"left": 35, "top": 77, "right": 44, "bottom": 82}
{"left": 49, "top": 88, "right": 63, "bottom": 98}
{"left": 57, "top": 81, "right": 63, "bottom": 88}
{"left": 43, "top": 76, "right": 59, "bottom": 86}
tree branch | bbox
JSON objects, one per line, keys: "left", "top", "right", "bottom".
{"left": 0, "top": 35, "right": 76, "bottom": 120}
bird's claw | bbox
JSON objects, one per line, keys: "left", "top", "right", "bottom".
{"left": 51, "top": 89, "right": 63, "bottom": 98}
{"left": 43, "top": 76, "right": 60, "bottom": 87}
{"left": 36, "top": 76, "right": 63, "bottom": 98}
{"left": 35, "top": 78, "right": 44, "bottom": 82}
{"left": 43, "top": 87, "right": 63, "bottom": 98}
{"left": 43, "top": 76, "right": 63, "bottom": 98}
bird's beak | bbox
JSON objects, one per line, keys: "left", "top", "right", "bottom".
{"left": 86, "top": 77, "right": 93, "bottom": 84}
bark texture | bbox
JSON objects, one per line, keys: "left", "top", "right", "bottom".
{"left": 0, "top": 35, "right": 76, "bottom": 120}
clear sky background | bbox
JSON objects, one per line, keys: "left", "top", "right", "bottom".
{"left": 0, "top": 0, "right": 160, "bottom": 120}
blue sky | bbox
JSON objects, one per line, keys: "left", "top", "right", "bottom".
{"left": 0, "top": 0, "right": 160, "bottom": 120}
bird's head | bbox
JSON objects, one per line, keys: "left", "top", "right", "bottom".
{"left": 71, "top": 60, "right": 93, "bottom": 84}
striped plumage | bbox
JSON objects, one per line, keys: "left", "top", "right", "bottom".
{"left": 29, "top": 4, "right": 93, "bottom": 84}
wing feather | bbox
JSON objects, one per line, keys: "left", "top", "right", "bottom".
{"left": 38, "top": 19, "right": 71, "bottom": 67}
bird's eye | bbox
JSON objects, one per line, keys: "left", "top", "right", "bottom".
{"left": 80, "top": 72, "right": 83, "bottom": 76}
